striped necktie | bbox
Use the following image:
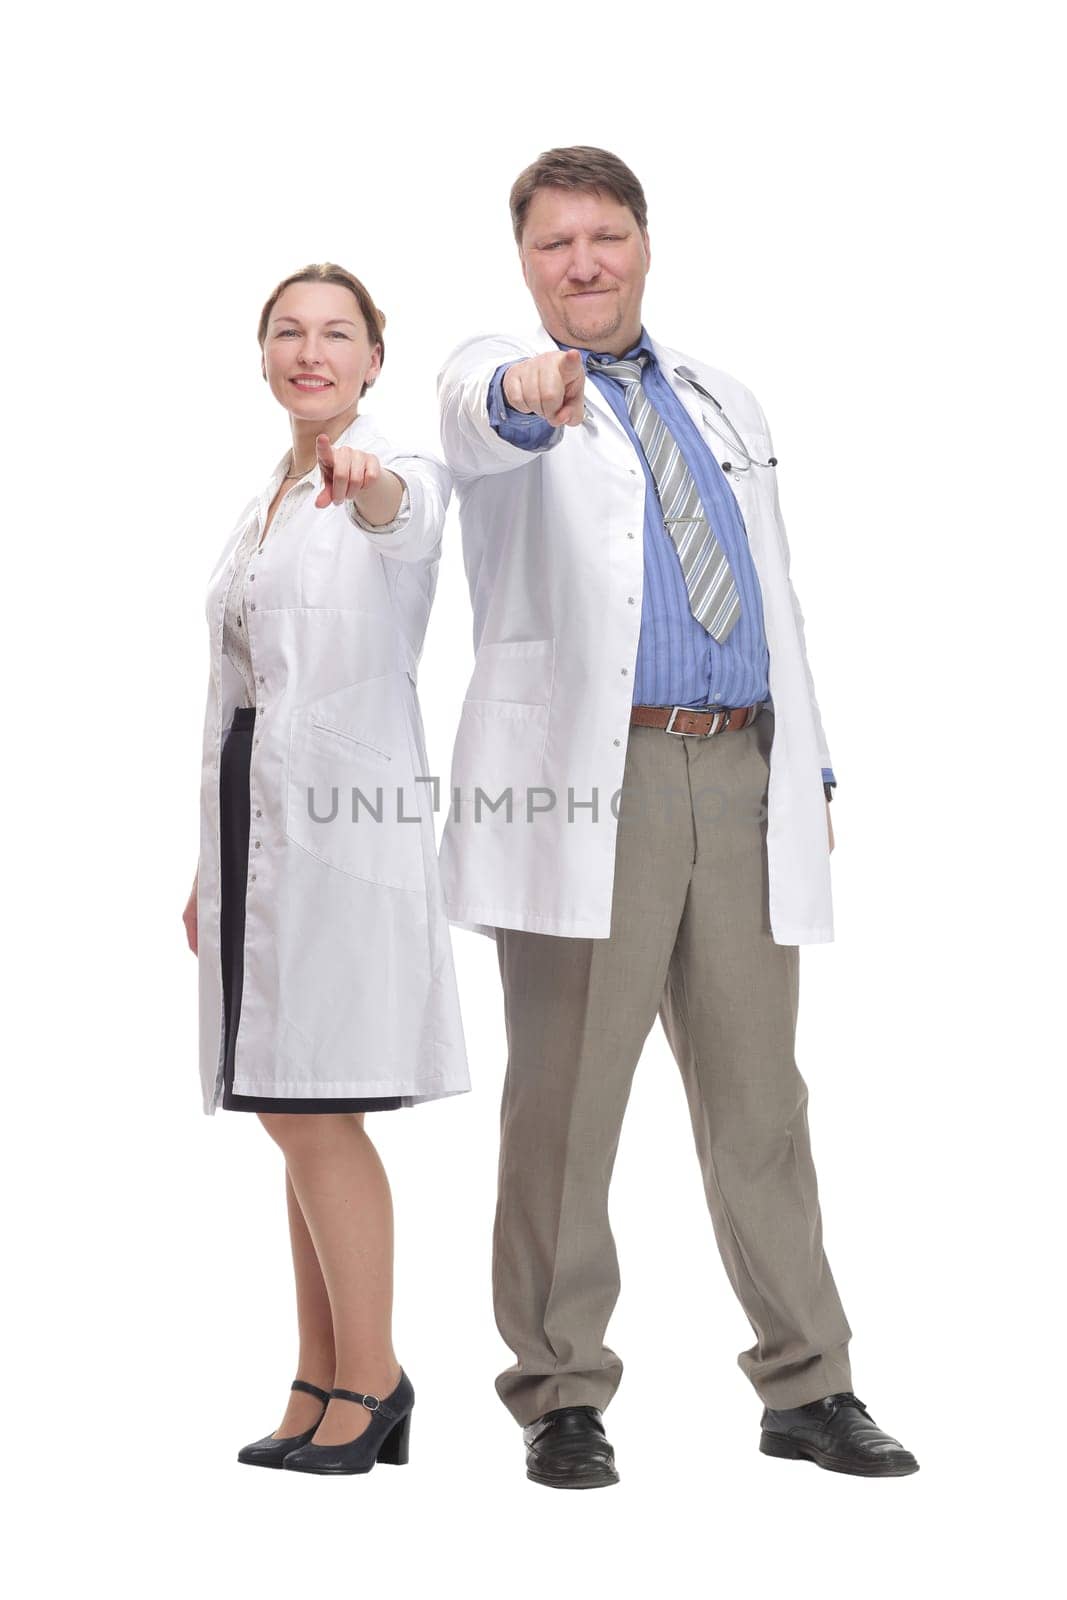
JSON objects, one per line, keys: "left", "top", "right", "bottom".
{"left": 591, "top": 352, "right": 741, "bottom": 643}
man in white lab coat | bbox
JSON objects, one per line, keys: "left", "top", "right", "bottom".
{"left": 438, "top": 146, "right": 917, "bottom": 1487}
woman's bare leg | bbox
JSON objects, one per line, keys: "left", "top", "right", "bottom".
{"left": 258, "top": 1111, "right": 403, "bottom": 1446}
{"left": 269, "top": 1169, "right": 337, "bottom": 1438}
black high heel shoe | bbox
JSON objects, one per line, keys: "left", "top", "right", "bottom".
{"left": 282, "top": 1370, "right": 414, "bottom": 1475}
{"left": 237, "top": 1379, "right": 332, "bottom": 1469}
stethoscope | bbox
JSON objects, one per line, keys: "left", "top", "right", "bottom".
{"left": 672, "top": 366, "right": 778, "bottom": 473}
{"left": 581, "top": 362, "right": 778, "bottom": 474}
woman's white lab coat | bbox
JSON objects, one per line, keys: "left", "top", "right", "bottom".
{"left": 196, "top": 414, "right": 469, "bottom": 1114}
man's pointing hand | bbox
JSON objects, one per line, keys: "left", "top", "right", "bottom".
{"left": 502, "top": 349, "right": 586, "bottom": 428}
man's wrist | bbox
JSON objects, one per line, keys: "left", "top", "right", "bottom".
{"left": 487, "top": 363, "right": 561, "bottom": 450}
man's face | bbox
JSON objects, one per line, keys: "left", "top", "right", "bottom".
{"left": 518, "top": 186, "right": 650, "bottom": 355}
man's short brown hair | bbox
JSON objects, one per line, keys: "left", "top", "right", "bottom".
{"left": 509, "top": 146, "right": 648, "bottom": 245}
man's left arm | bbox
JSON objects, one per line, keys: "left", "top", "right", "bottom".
{"left": 754, "top": 399, "right": 837, "bottom": 813}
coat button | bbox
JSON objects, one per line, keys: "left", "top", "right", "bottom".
{"left": 621, "top": 667, "right": 628, "bottom": 676}
{"left": 626, "top": 531, "right": 635, "bottom": 539}
{"left": 613, "top": 738, "right": 621, "bottom": 746}
{"left": 255, "top": 840, "right": 261, "bottom": 848}
{"left": 255, "top": 808, "right": 262, "bottom": 817}
{"left": 249, "top": 602, "right": 256, "bottom": 611}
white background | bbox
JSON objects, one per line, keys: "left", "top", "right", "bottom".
{"left": 5, "top": 1, "right": 1062, "bottom": 1595}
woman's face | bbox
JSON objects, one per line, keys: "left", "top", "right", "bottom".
{"left": 261, "top": 281, "right": 381, "bottom": 424}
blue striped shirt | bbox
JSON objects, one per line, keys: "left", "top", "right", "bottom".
{"left": 487, "top": 328, "right": 835, "bottom": 789}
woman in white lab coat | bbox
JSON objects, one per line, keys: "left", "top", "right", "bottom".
{"left": 183, "top": 263, "right": 469, "bottom": 1475}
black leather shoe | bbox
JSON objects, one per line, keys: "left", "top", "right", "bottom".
{"left": 282, "top": 1371, "right": 414, "bottom": 1475}
{"left": 237, "top": 1379, "right": 331, "bottom": 1469}
{"left": 760, "top": 1391, "right": 919, "bottom": 1477}
{"left": 524, "top": 1405, "right": 619, "bottom": 1490}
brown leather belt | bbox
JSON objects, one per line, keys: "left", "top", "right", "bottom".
{"left": 630, "top": 701, "right": 764, "bottom": 737}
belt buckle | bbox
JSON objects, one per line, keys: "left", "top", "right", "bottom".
{"left": 665, "top": 704, "right": 719, "bottom": 737}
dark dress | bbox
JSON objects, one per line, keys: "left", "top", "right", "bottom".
{"left": 219, "top": 705, "right": 402, "bottom": 1114}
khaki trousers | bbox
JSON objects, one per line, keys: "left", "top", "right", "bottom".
{"left": 493, "top": 709, "right": 853, "bottom": 1424}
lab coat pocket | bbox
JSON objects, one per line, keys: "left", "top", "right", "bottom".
{"left": 285, "top": 673, "right": 425, "bottom": 892}
{"left": 464, "top": 637, "right": 556, "bottom": 708}
{"left": 452, "top": 639, "right": 556, "bottom": 808}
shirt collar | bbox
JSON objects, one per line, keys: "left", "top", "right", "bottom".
{"left": 551, "top": 326, "right": 656, "bottom": 370}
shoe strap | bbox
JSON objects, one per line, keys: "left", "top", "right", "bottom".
{"left": 290, "top": 1379, "right": 331, "bottom": 1405}
{"left": 330, "top": 1384, "right": 403, "bottom": 1422}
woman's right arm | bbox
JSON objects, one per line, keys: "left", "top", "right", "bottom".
{"left": 183, "top": 868, "right": 198, "bottom": 955}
